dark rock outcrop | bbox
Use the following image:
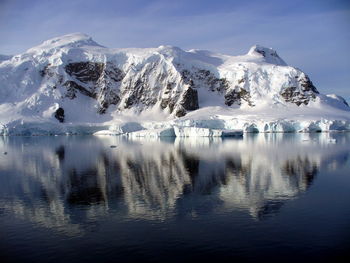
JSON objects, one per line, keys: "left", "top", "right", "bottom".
{"left": 280, "top": 74, "right": 318, "bottom": 106}
{"left": 280, "top": 86, "right": 316, "bottom": 106}
{"left": 175, "top": 86, "right": 199, "bottom": 117}
{"left": 225, "top": 87, "right": 253, "bottom": 106}
{"left": 62, "top": 62, "right": 125, "bottom": 113}
{"left": 180, "top": 68, "right": 228, "bottom": 92}
{"left": 65, "top": 62, "right": 104, "bottom": 83}
{"left": 180, "top": 86, "right": 199, "bottom": 111}
{"left": 299, "top": 75, "right": 318, "bottom": 94}
{"left": 175, "top": 108, "right": 187, "bottom": 117}
{"left": 54, "top": 107, "right": 64, "bottom": 123}
{"left": 160, "top": 83, "right": 177, "bottom": 113}
{"left": 97, "top": 91, "right": 120, "bottom": 114}
{"left": 124, "top": 94, "right": 137, "bottom": 109}
{"left": 64, "top": 80, "right": 96, "bottom": 98}
{"left": 40, "top": 63, "right": 55, "bottom": 77}
{"left": 281, "top": 87, "right": 307, "bottom": 106}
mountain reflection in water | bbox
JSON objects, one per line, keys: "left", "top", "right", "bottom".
{"left": 0, "top": 133, "right": 349, "bottom": 236}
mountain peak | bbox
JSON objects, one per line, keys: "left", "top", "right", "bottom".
{"left": 28, "top": 33, "right": 104, "bottom": 52}
{"left": 248, "top": 45, "right": 287, "bottom": 66}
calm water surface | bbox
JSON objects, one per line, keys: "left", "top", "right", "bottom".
{"left": 0, "top": 134, "right": 350, "bottom": 262}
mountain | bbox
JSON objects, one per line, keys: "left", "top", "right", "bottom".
{"left": 0, "top": 33, "right": 349, "bottom": 135}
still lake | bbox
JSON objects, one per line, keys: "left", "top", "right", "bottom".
{"left": 0, "top": 133, "right": 350, "bottom": 262}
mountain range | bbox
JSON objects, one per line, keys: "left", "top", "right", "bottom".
{"left": 0, "top": 33, "right": 349, "bottom": 135}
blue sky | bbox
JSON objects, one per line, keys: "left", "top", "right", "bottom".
{"left": 1, "top": 0, "right": 349, "bottom": 98}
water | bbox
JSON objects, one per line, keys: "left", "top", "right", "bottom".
{"left": 0, "top": 133, "right": 350, "bottom": 262}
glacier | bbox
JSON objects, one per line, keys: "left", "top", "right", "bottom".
{"left": 173, "top": 126, "right": 243, "bottom": 137}
{"left": 0, "top": 33, "right": 349, "bottom": 136}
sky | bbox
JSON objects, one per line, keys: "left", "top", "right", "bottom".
{"left": 0, "top": 0, "right": 349, "bottom": 99}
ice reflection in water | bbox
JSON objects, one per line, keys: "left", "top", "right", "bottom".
{"left": 0, "top": 133, "right": 349, "bottom": 235}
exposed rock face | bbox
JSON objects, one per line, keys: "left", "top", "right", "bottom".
{"left": 97, "top": 91, "right": 120, "bottom": 114}
{"left": 64, "top": 80, "right": 95, "bottom": 98}
{"left": 160, "top": 83, "right": 176, "bottom": 112}
{"left": 40, "top": 57, "right": 322, "bottom": 116}
{"left": 65, "top": 62, "right": 104, "bottom": 82}
{"left": 225, "top": 87, "right": 253, "bottom": 106}
{"left": 63, "top": 62, "right": 124, "bottom": 113}
{"left": 55, "top": 107, "right": 64, "bottom": 123}
{"left": 280, "top": 75, "right": 318, "bottom": 106}
{"left": 180, "top": 86, "right": 199, "bottom": 110}
{"left": 299, "top": 74, "right": 318, "bottom": 94}
{"left": 58, "top": 60, "right": 230, "bottom": 117}
{"left": 55, "top": 59, "right": 321, "bottom": 114}
{"left": 40, "top": 63, "right": 55, "bottom": 78}
{"left": 281, "top": 87, "right": 312, "bottom": 106}
{"left": 180, "top": 67, "right": 228, "bottom": 93}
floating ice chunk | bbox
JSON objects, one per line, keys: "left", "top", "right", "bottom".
{"left": 175, "top": 126, "right": 217, "bottom": 137}
{"left": 174, "top": 126, "right": 243, "bottom": 137}
{"left": 129, "top": 127, "right": 175, "bottom": 138}
{"left": 109, "top": 122, "right": 144, "bottom": 134}
{"left": 93, "top": 130, "right": 120, "bottom": 136}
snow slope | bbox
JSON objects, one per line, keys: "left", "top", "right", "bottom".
{"left": 0, "top": 33, "right": 349, "bottom": 135}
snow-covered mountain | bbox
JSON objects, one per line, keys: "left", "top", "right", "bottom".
{"left": 0, "top": 33, "right": 349, "bottom": 135}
